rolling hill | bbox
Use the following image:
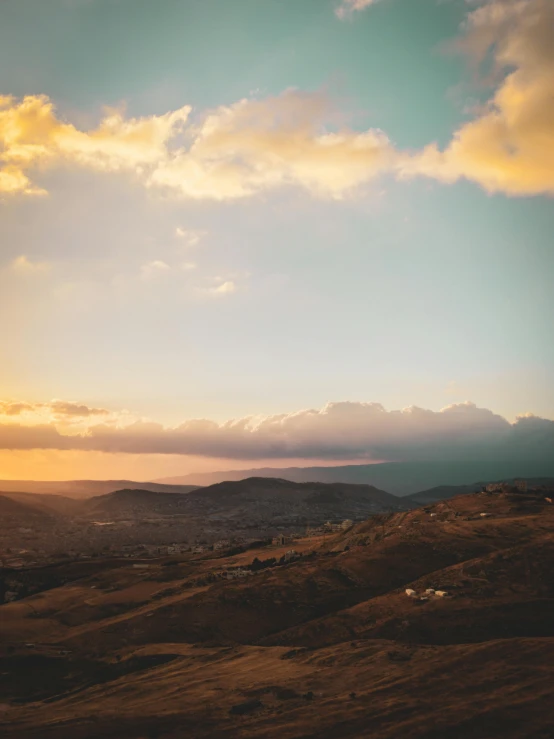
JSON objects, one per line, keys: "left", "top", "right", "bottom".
{"left": 177, "top": 477, "right": 407, "bottom": 522}
{"left": 84, "top": 477, "right": 409, "bottom": 522}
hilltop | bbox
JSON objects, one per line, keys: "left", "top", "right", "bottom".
{"left": 1, "top": 484, "right": 553, "bottom": 738}
{"left": 177, "top": 477, "right": 406, "bottom": 522}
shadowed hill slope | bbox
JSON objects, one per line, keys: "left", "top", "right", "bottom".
{"left": 180, "top": 477, "right": 407, "bottom": 519}
{"left": 0, "top": 491, "right": 84, "bottom": 516}
{"left": 83, "top": 477, "right": 409, "bottom": 522}
{"left": 2, "top": 488, "right": 554, "bottom": 739}
{"left": 49, "top": 489, "right": 554, "bottom": 653}
{"left": 0, "top": 494, "right": 60, "bottom": 523}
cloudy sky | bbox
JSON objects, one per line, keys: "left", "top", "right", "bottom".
{"left": 1, "top": 0, "right": 553, "bottom": 480}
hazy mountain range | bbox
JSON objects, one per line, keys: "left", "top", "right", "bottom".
{"left": 155, "top": 459, "right": 554, "bottom": 496}
{"left": 0, "top": 479, "right": 199, "bottom": 498}
{"left": 3, "top": 459, "right": 554, "bottom": 503}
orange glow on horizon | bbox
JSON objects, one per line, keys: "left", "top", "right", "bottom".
{"left": 0, "top": 450, "right": 384, "bottom": 482}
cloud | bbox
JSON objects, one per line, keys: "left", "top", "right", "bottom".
{"left": 175, "top": 228, "right": 206, "bottom": 246}
{"left": 2, "top": 3, "right": 553, "bottom": 201}
{"left": 0, "top": 94, "right": 190, "bottom": 195}
{"left": 11, "top": 255, "right": 50, "bottom": 273}
{"left": 0, "top": 399, "right": 109, "bottom": 419}
{"left": 0, "top": 400, "right": 552, "bottom": 464}
{"left": 47, "top": 400, "right": 110, "bottom": 418}
{"left": 0, "top": 90, "right": 394, "bottom": 200}
{"left": 0, "top": 402, "right": 35, "bottom": 416}
{"left": 336, "top": 0, "right": 382, "bottom": 19}
{"left": 140, "top": 259, "right": 196, "bottom": 279}
{"left": 0, "top": 422, "right": 72, "bottom": 451}
{"left": 0, "top": 166, "right": 46, "bottom": 196}
{"left": 400, "top": 0, "right": 554, "bottom": 196}
{"left": 140, "top": 260, "right": 170, "bottom": 279}
{"left": 148, "top": 90, "right": 395, "bottom": 200}
{"left": 205, "top": 280, "right": 237, "bottom": 296}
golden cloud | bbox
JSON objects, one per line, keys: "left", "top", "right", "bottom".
{"left": 1, "top": 1, "right": 553, "bottom": 201}
{"left": 0, "top": 90, "right": 393, "bottom": 200}
{"left": 0, "top": 94, "right": 190, "bottom": 195}
{"left": 0, "top": 402, "right": 35, "bottom": 416}
{"left": 399, "top": 0, "right": 554, "bottom": 196}
{"left": 148, "top": 90, "right": 395, "bottom": 200}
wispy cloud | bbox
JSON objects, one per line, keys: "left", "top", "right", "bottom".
{"left": 48, "top": 400, "right": 110, "bottom": 418}
{"left": 11, "top": 255, "right": 50, "bottom": 273}
{"left": 140, "top": 260, "right": 170, "bottom": 279}
{"left": 175, "top": 228, "right": 206, "bottom": 246}
{"left": 336, "top": 0, "right": 382, "bottom": 20}
{"left": 210, "top": 280, "right": 236, "bottom": 295}
{"left": 0, "top": 398, "right": 110, "bottom": 419}
{"left": 200, "top": 279, "right": 238, "bottom": 297}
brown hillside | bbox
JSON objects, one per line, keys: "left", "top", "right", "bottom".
{"left": 1, "top": 488, "right": 554, "bottom": 738}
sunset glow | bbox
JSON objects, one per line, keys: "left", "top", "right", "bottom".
{"left": 1, "top": 0, "right": 552, "bottom": 480}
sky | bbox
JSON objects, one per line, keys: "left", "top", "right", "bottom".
{"left": 0, "top": 0, "right": 553, "bottom": 480}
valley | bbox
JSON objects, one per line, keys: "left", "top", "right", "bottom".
{"left": 0, "top": 478, "right": 408, "bottom": 567}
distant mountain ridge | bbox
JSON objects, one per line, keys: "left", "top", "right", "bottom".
{"left": 0, "top": 479, "right": 200, "bottom": 499}
{"left": 154, "top": 459, "right": 554, "bottom": 496}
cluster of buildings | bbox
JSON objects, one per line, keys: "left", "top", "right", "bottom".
{"left": 223, "top": 567, "right": 252, "bottom": 580}
{"left": 119, "top": 543, "right": 190, "bottom": 557}
{"left": 306, "top": 520, "right": 354, "bottom": 535}
{"left": 485, "top": 479, "right": 529, "bottom": 494}
{"left": 405, "top": 587, "right": 449, "bottom": 601}
{"left": 117, "top": 540, "right": 238, "bottom": 558}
